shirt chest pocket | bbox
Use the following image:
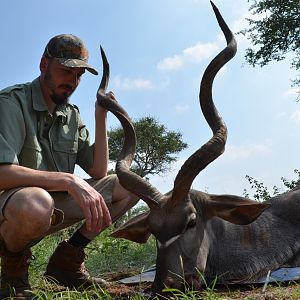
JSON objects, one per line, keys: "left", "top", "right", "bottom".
{"left": 20, "top": 136, "right": 43, "bottom": 169}
{"left": 52, "top": 140, "right": 78, "bottom": 173}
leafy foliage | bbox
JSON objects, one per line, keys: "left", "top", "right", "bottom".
{"left": 113, "top": 203, "right": 149, "bottom": 230}
{"left": 243, "top": 175, "right": 280, "bottom": 201}
{"left": 281, "top": 169, "right": 300, "bottom": 190}
{"left": 243, "top": 169, "right": 300, "bottom": 201}
{"left": 240, "top": 0, "right": 300, "bottom": 95}
{"left": 108, "top": 116, "right": 188, "bottom": 178}
{"left": 86, "top": 226, "right": 156, "bottom": 274}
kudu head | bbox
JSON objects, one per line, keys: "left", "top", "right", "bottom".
{"left": 97, "top": 1, "right": 269, "bottom": 294}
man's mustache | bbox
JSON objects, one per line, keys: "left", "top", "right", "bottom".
{"left": 59, "top": 84, "right": 74, "bottom": 93}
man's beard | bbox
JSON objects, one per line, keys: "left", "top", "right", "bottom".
{"left": 50, "top": 90, "right": 70, "bottom": 106}
{"left": 44, "top": 71, "right": 73, "bottom": 106}
{"left": 50, "top": 92, "right": 69, "bottom": 105}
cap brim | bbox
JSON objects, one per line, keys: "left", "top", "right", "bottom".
{"left": 57, "top": 58, "right": 98, "bottom": 75}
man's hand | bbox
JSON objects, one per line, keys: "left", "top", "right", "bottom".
{"left": 106, "top": 91, "right": 116, "bottom": 100}
{"left": 0, "top": 162, "right": 112, "bottom": 233}
{"left": 67, "top": 174, "right": 112, "bottom": 232}
{"left": 95, "top": 90, "right": 117, "bottom": 114}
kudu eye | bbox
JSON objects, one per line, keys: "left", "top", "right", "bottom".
{"left": 186, "top": 213, "right": 197, "bottom": 229}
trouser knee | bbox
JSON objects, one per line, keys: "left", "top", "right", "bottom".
{"left": 3, "top": 187, "right": 55, "bottom": 236}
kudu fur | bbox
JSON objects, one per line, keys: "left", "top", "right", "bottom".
{"left": 97, "top": 1, "right": 300, "bottom": 295}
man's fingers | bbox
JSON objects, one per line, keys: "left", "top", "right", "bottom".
{"left": 73, "top": 181, "right": 112, "bottom": 232}
{"left": 103, "top": 211, "right": 112, "bottom": 227}
{"left": 101, "top": 199, "right": 112, "bottom": 227}
{"left": 106, "top": 91, "right": 117, "bottom": 102}
{"left": 94, "top": 199, "right": 103, "bottom": 232}
{"left": 84, "top": 208, "right": 92, "bottom": 232}
{"left": 89, "top": 202, "right": 100, "bottom": 232}
{"left": 89, "top": 195, "right": 110, "bottom": 232}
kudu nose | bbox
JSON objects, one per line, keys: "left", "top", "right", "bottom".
{"left": 164, "top": 275, "right": 185, "bottom": 290}
{"left": 165, "top": 274, "right": 203, "bottom": 291}
{"left": 185, "top": 273, "right": 203, "bottom": 290}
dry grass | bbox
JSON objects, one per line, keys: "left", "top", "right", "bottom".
{"left": 202, "top": 283, "right": 300, "bottom": 300}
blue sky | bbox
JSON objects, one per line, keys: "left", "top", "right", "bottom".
{"left": 1, "top": 0, "right": 299, "bottom": 197}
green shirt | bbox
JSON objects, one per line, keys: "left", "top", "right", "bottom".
{"left": 0, "top": 77, "right": 94, "bottom": 173}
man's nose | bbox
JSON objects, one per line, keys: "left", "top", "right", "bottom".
{"left": 72, "top": 74, "right": 80, "bottom": 87}
{"left": 68, "top": 72, "right": 80, "bottom": 88}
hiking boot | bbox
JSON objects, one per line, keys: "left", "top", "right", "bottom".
{"left": 44, "top": 240, "right": 109, "bottom": 289}
{"left": 0, "top": 246, "right": 34, "bottom": 299}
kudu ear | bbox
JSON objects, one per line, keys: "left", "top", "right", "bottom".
{"left": 110, "top": 212, "right": 152, "bottom": 244}
{"left": 208, "top": 195, "right": 270, "bottom": 225}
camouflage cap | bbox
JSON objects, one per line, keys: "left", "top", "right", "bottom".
{"left": 43, "top": 34, "right": 98, "bottom": 75}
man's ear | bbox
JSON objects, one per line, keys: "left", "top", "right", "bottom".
{"left": 110, "top": 212, "right": 151, "bottom": 243}
{"left": 40, "top": 56, "right": 49, "bottom": 73}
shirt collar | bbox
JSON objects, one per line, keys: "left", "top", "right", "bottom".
{"left": 55, "top": 104, "right": 68, "bottom": 122}
{"left": 31, "top": 77, "right": 48, "bottom": 112}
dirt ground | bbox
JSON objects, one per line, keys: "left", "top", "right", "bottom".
{"left": 104, "top": 272, "right": 300, "bottom": 299}
{"left": 42, "top": 276, "right": 300, "bottom": 299}
{"left": 105, "top": 283, "right": 300, "bottom": 300}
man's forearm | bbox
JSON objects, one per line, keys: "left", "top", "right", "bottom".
{"left": 0, "top": 163, "right": 112, "bottom": 233}
{"left": 88, "top": 105, "right": 109, "bottom": 179}
{"left": 0, "top": 164, "right": 73, "bottom": 192}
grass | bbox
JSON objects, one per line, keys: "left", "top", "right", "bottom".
{"left": 25, "top": 226, "right": 157, "bottom": 299}
{"left": 4, "top": 227, "right": 300, "bottom": 299}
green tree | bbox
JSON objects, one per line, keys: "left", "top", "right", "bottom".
{"left": 243, "top": 169, "right": 300, "bottom": 201}
{"left": 108, "top": 116, "right": 188, "bottom": 179}
{"left": 108, "top": 116, "right": 187, "bottom": 226}
{"left": 240, "top": 0, "right": 300, "bottom": 96}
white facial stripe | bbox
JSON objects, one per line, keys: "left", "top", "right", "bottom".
{"left": 157, "top": 234, "right": 181, "bottom": 249}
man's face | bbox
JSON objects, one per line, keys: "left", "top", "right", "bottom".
{"left": 42, "top": 58, "right": 85, "bottom": 105}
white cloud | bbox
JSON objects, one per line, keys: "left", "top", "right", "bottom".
{"left": 174, "top": 104, "right": 190, "bottom": 113}
{"left": 232, "top": 16, "right": 249, "bottom": 33}
{"left": 183, "top": 43, "right": 218, "bottom": 63}
{"left": 284, "top": 87, "right": 300, "bottom": 99}
{"left": 290, "top": 110, "right": 300, "bottom": 126}
{"left": 275, "top": 111, "right": 288, "bottom": 119}
{"left": 113, "top": 75, "right": 155, "bottom": 91}
{"left": 157, "top": 55, "right": 184, "bottom": 71}
{"left": 223, "top": 142, "right": 271, "bottom": 161}
{"left": 157, "top": 42, "right": 218, "bottom": 71}
{"left": 157, "top": 10, "right": 259, "bottom": 73}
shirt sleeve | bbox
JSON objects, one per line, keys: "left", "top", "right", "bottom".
{"left": 0, "top": 96, "right": 25, "bottom": 164}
